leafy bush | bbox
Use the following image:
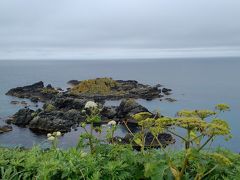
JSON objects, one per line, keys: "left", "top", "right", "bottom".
{"left": 0, "top": 147, "right": 239, "bottom": 180}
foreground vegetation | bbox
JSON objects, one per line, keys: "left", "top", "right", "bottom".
{"left": 1, "top": 145, "right": 240, "bottom": 180}
{"left": 1, "top": 102, "right": 240, "bottom": 180}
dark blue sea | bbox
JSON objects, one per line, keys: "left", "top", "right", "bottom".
{"left": 0, "top": 58, "right": 239, "bottom": 151}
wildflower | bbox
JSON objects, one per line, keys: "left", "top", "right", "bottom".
{"left": 48, "top": 136, "right": 55, "bottom": 141}
{"left": 215, "top": 104, "right": 230, "bottom": 112}
{"left": 85, "top": 101, "right": 98, "bottom": 109}
{"left": 47, "top": 133, "right": 52, "bottom": 138}
{"left": 81, "top": 109, "right": 86, "bottom": 114}
{"left": 108, "top": 120, "right": 117, "bottom": 126}
{"left": 56, "top": 131, "right": 61, "bottom": 137}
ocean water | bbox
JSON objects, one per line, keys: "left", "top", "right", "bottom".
{"left": 0, "top": 58, "right": 239, "bottom": 151}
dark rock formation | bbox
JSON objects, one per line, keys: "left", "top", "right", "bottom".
{"left": 6, "top": 81, "right": 58, "bottom": 102}
{"left": 53, "top": 97, "right": 87, "bottom": 110}
{"left": 162, "top": 88, "right": 172, "bottom": 95}
{"left": 116, "top": 99, "right": 149, "bottom": 118}
{"left": 29, "top": 110, "right": 85, "bottom": 133}
{"left": 6, "top": 81, "right": 44, "bottom": 97}
{"left": 11, "top": 108, "right": 34, "bottom": 127}
{"left": 6, "top": 79, "right": 174, "bottom": 134}
{"left": 101, "top": 106, "right": 117, "bottom": 120}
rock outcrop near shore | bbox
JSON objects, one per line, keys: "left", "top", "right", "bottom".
{"left": 6, "top": 81, "right": 59, "bottom": 102}
{"left": 6, "top": 78, "right": 174, "bottom": 134}
{"left": 6, "top": 78, "right": 172, "bottom": 103}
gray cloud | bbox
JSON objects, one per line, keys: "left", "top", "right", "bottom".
{"left": 0, "top": 0, "right": 240, "bottom": 59}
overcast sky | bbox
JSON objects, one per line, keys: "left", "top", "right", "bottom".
{"left": 1, "top": 0, "right": 240, "bottom": 59}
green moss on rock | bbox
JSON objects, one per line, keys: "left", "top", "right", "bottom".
{"left": 71, "top": 78, "right": 119, "bottom": 95}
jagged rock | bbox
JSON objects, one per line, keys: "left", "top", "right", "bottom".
{"left": 6, "top": 79, "right": 174, "bottom": 135}
{"left": 53, "top": 97, "right": 87, "bottom": 110}
{"left": 101, "top": 106, "right": 117, "bottom": 120}
{"left": 116, "top": 99, "right": 149, "bottom": 118}
{"left": 6, "top": 81, "right": 44, "bottom": 97}
{"left": 6, "top": 81, "right": 58, "bottom": 102}
{"left": 64, "top": 109, "right": 85, "bottom": 123}
{"left": 11, "top": 108, "right": 34, "bottom": 127}
{"left": 29, "top": 110, "right": 85, "bottom": 133}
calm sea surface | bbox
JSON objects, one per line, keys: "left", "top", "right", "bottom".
{"left": 0, "top": 58, "right": 239, "bottom": 151}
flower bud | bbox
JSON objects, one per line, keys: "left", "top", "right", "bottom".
{"left": 56, "top": 131, "right": 61, "bottom": 137}
{"left": 108, "top": 120, "right": 117, "bottom": 126}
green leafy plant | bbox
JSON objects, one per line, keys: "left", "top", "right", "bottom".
{"left": 77, "top": 101, "right": 101, "bottom": 154}
{"left": 1, "top": 103, "right": 239, "bottom": 180}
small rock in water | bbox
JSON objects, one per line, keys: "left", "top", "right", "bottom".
{"left": 10, "top": 100, "right": 20, "bottom": 105}
{"left": 162, "top": 88, "right": 172, "bottom": 95}
{"left": 164, "top": 98, "right": 177, "bottom": 102}
{"left": 21, "top": 101, "right": 28, "bottom": 106}
{"left": 0, "top": 125, "right": 13, "bottom": 134}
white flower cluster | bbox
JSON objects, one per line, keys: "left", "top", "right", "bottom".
{"left": 84, "top": 101, "right": 98, "bottom": 109}
{"left": 47, "top": 131, "right": 62, "bottom": 141}
{"left": 108, "top": 120, "right": 117, "bottom": 126}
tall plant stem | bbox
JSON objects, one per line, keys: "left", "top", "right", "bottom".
{"left": 185, "top": 128, "right": 191, "bottom": 150}
{"left": 89, "top": 122, "right": 94, "bottom": 154}
{"left": 198, "top": 135, "right": 214, "bottom": 152}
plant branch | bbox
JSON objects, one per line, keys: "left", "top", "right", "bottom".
{"left": 167, "top": 129, "right": 187, "bottom": 142}
{"left": 198, "top": 135, "right": 214, "bottom": 152}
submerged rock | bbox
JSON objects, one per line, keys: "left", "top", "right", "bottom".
{"left": 0, "top": 125, "right": 13, "bottom": 134}
{"left": 164, "top": 97, "right": 177, "bottom": 102}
